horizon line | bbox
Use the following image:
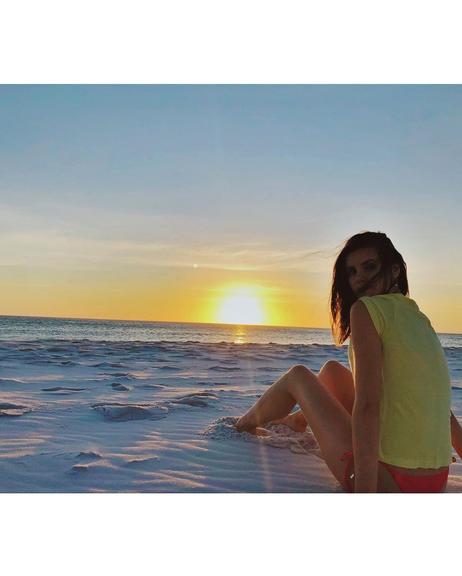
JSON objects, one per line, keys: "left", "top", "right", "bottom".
{"left": 0, "top": 312, "right": 329, "bottom": 332}
{"left": 1, "top": 313, "right": 462, "bottom": 337}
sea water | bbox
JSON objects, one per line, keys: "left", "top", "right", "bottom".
{"left": 1, "top": 314, "right": 462, "bottom": 390}
{"left": 2, "top": 314, "right": 462, "bottom": 347}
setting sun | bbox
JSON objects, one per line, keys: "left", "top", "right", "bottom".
{"left": 216, "top": 286, "right": 265, "bottom": 325}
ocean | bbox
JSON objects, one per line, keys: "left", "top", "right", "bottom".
{"left": 2, "top": 315, "right": 462, "bottom": 347}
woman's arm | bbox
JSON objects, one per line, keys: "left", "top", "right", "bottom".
{"left": 451, "top": 411, "right": 462, "bottom": 460}
{"left": 350, "top": 300, "right": 383, "bottom": 493}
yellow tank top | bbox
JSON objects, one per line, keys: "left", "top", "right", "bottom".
{"left": 348, "top": 293, "right": 451, "bottom": 468}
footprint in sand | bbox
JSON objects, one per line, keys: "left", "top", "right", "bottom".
{"left": 111, "top": 383, "right": 131, "bottom": 391}
{"left": 42, "top": 387, "right": 86, "bottom": 393}
{"left": 0, "top": 402, "right": 31, "bottom": 417}
{"left": 92, "top": 402, "right": 169, "bottom": 422}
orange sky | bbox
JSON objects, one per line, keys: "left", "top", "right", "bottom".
{"left": 2, "top": 262, "right": 331, "bottom": 328}
{"left": 3, "top": 256, "right": 462, "bottom": 334}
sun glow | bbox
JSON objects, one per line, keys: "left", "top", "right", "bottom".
{"left": 216, "top": 286, "right": 265, "bottom": 325}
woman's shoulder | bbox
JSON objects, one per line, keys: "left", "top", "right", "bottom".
{"left": 359, "top": 293, "right": 415, "bottom": 308}
{"left": 361, "top": 293, "right": 407, "bottom": 301}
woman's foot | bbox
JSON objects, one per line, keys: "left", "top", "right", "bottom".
{"left": 235, "top": 414, "right": 270, "bottom": 436}
{"left": 270, "top": 411, "right": 307, "bottom": 433}
{"left": 248, "top": 427, "right": 271, "bottom": 437}
{"left": 235, "top": 415, "right": 250, "bottom": 431}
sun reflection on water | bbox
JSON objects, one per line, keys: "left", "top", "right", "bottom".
{"left": 233, "top": 325, "right": 247, "bottom": 344}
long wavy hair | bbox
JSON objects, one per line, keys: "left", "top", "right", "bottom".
{"left": 330, "top": 231, "right": 409, "bottom": 345}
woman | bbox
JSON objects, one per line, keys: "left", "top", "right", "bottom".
{"left": 235, "top": 231, "right": 462, "bottom": 492}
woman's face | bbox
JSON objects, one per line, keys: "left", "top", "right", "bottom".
{"left": 345, "top": 247, "right": 395, "bottom": 298}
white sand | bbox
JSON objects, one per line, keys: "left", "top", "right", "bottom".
{"left": 1, "top": 339, "right": 461, "bottom": 492}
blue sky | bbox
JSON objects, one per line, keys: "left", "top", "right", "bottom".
{"left": 1, "top": 85, "right": 461, "bottom": 330}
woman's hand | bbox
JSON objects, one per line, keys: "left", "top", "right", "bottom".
{"left": 451, "top": 411, "right": 462, "bottom": 460}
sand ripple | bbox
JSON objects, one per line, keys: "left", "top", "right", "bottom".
{"left": 0, "top": 402, "right": 31, "bottom": 417}
{"left": 92, "top": 402, "right": 169, "bottom": 421}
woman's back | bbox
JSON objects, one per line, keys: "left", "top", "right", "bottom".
{"left": 348, "top": 293, "right": 452, "bottom": 469}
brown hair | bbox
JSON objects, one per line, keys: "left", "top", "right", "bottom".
{"left": 329, "top": 231, "right": 409, "bottom": 345}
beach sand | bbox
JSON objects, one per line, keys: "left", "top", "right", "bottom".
{"left": 1, "top": 339, "right": 462, "bottom": 492}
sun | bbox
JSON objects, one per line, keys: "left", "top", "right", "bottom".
{"left": 216, "top": 286, "right": 265, "bottom": 325}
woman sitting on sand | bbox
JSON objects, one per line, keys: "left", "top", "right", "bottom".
{"left": 235, "top": 231, "right": 462, "bottom": 492}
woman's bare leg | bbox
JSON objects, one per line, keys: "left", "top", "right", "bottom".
{"left": 270, "top": 361, "right": 355, "bottom": 431}
{"left": 236, "top": 364, "right": 353, "bottom": 485}
{"left": 235, "top": 363, "right": 398, "bottom": 491}
{"left": 236, "top": 367, "right": 299, "bottom": 431}
{"left": 270, "top": 410, "right": 307, "bottom": 432}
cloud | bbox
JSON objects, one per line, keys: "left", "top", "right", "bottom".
{"left": 0, "top": 201, "right": 338, "bottom": 273}
{"left": 0, "top": 229, "right": 333, "bottom": 273}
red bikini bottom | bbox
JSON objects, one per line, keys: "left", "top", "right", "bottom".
{"left": 341, "top": 450, "right": 449, "bottom": 493}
